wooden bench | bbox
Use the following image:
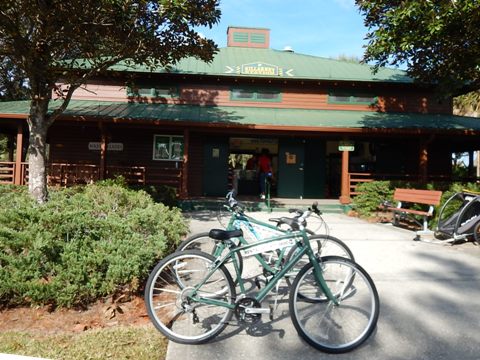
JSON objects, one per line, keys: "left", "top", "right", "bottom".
{"left": 385, "top": 188, "right": 443, "bottom": 232}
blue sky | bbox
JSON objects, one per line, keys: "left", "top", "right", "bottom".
{"left": 198, "top": 0, "right": 368, "bottom": 59}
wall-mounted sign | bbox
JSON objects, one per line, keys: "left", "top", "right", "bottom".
{"left": 88, "top": 142, "right": 124, "bottom": 151}
{"left": 285, "top": 152, "right": 297, "bottom": 164}
{"left": 225, "top": 62, "right": 294, "bottom": 77}
{"left": 338, "top": 141, "right": 354, "bottom": 152}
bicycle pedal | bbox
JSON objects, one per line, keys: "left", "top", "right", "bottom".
{"left": 269, "top": 305, "right": 274, "bottom": 321}
{"left": 254, "top": 277, "right": 262, "bottom": 289}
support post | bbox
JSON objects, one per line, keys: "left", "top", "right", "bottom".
{"left": 99, "top": 122, "right": 107, "bottom": 181}
{"left": 419, "top": 141, "right": 428, "bottom": 183}
{"left": 14, "top": 124, "right": 23, "bottom": 185}
{"left": 468, "top": 150, "right": 474, "bottom": 178}
{"left": 339, "top": 149, "right": 350, "bottom": 204}
{"left": 7, "top": 133, "right": 14, "bottom": 162}
{"left": 180, "top": 128, "right": 190, "bottom": 199}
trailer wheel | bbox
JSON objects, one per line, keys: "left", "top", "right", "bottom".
{"left": 473, "top": 221, "right": 480, "bottom": 245}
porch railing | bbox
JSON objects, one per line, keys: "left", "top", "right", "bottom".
{"left": 48, "top": 163, "right": 147, "bottom": 186}
{"left": 0, "top": 162, "right": 183, "bottom": 192}
{"left": 0, "top": 161, "right": 28, "bottom": 185}
{"left": 0, "top": 162, "right": 14, "bottom": 184}
{"left": 348, "top": 172, "right": 480, "bottom": 198}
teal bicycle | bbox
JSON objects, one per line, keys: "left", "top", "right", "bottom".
{"left": 177, "top": 192, "right": 354, "bottom": 286}
{"left": 145, "top": 209, "right": 379, "bottom": 353}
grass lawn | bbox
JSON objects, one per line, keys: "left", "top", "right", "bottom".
{"left": 0, "top": 326, "right": 168, "bottom": 360}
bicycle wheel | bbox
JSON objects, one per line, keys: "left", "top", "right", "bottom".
{"left": 145, "top": 250, "right": 236, "bottom": 344}
{"left": 285, "top": 235, "right": 354, "bottom": 292}
{"left": 177, "top": 232, "right": 244, "bottom": 283}
{"left": 289, "top": 256, "right": 379, "bottom": 353}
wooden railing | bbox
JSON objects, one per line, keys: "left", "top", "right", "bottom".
{"left": 48, "top": 163, "right": 147, "bottom": 186}
{"left": 347, "top": 172, "right": 480, "bottom": 198}
{"left": 0, "top": 162, "right": 183, "bottom": 192}
{"left": 348, "top": 172, "right": 374, "bottom": 196}
{"left": 0, "top": 162, "right": 28, "bottom": 185}
{"left": 0, "top": 162, "right": 14, "bottom": 184}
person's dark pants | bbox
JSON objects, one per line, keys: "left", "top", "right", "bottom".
{"left": 259, "top": 172, "right": 267, "bottom": 194}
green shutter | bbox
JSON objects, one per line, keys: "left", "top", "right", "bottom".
{"left": 233, "top": 32, "right": 249, "bottom": 43}
{"left": 250, "top": 33, "right": 266, "bottom": 44}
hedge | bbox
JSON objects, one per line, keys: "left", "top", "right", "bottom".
{"left": 0, "top": 183, "right": 188, "bottom": 308}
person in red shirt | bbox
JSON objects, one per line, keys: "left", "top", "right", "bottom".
{"left": 257, "top": 148, "right": 272, "bottom": 199}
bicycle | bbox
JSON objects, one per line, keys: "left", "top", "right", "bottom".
{"left": 177, "top": 192, "right": 354, "bottom": 286}
{"left": 145, "top": 209, "right": 379, "bottom": 353}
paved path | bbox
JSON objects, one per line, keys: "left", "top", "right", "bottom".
{"left": 165, "top": 211, "right": 480, "bottom": 360}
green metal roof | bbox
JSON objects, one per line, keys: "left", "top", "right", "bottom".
{"left": 108, "top": 47, "right": 413, "bottom": 84}
{"left": 1, "top": 100, "right": 479, "bottom": 131}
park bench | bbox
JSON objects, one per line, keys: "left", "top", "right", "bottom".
{"left": 384, "top": 188, "right": 443, "bottom": 233}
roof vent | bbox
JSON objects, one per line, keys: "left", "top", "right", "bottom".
{"left": 283, "top": 46, "right": 294, "bottom": 52}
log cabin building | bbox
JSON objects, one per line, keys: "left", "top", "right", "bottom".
{"left": 1, "top": 26, "right": 480, "bottom": 204}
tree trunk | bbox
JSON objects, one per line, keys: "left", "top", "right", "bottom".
{"left": 27, "top": 98, "right": 51, "bottom": 204}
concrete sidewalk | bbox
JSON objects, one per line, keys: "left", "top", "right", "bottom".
{"left": 165, "top": 211, "right": 480, "bottom": 360}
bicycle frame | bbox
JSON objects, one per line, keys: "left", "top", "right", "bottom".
{"left": 214, "top": 209, "right": 298, "bottom": 278}
{"left": 190, "top": 227, "right": 339, "bottom": 309}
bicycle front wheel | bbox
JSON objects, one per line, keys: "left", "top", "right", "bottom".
{"left": 289, "top": 256, "right": 379, "bottom": 353}
{"left": 285, "top": 235, "right": 354, "bottom": 296}
{"left": 145, "top": 250, "right": 236, "bottom": 344}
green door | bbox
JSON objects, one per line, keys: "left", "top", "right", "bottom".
{"left": 277, "top": 139, "right": 305, "bottom": 198}
{"left": 304, "top": 139, "right": 326, "bottom": 198}
{"left": 203, "top": 139, "right": 229, "bottom": 196}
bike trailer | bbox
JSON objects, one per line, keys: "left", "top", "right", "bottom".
{"left": 435, "top": 190, "right": 480, "bottom": 243}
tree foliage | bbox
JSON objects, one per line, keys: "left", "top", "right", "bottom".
{"left": 0, "top": 58, "right": 28, "bottom": 101}
{"left": 454, "top": 90, "right": 480, "bottom": 116}
{"left": 356, "top": 0, "right": 480, "bottom": 94}
{"left": 0, "top": 0, "right": 221, "bottom": 202}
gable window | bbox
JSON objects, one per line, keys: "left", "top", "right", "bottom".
{"left": 231, "top": 88, "right": 281, "bottom": 102}
{"left": 328, "top": 92, "right": 377, "bottom": 105}
{"left": 153, "top": 135, "right": 184, "bottom": 161}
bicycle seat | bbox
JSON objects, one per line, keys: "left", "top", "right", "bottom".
{"left": 208, "top": 229, "right": 243, "bottom": 241}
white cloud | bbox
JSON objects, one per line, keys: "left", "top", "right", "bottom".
{"left": 333, "top": 0, "right": 356, "bottom": 10}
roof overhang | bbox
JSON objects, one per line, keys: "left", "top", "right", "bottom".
{"left": 1, "top": 100, "right": 479, "bottom": 135}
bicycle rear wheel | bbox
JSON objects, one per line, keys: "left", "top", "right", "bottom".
{"left": 289, "top": 256, "right": 379, "bottom": 353}
{"left": 145, "top": 250, "right": 236, "bottom": 344}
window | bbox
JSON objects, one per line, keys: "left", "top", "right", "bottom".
{"left": 127, "top": 86, "right": 178, "bottom": 98}
{"left": 328, "top": 92, "right": 377, "bottom": 105}
{"left": 231, "top": 88, "right": 281, "bottom": 102}
{"left": 153, "top": 135, "right": 184, "bottom": 161}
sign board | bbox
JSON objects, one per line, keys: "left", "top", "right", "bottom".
{"left": 88, "top": 142, "right": 124, "bottom": 151}
{"left": 338, "top": 141, "right": 354, "bottom": 152}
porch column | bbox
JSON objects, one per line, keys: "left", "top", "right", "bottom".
{"left": 99, "top": 122, "right": 107, "bottom": 180}
{"left": 468, "top": 150, "right": 474, "bottom": 178}
{"left": 418, "top": 141, "right": 428, "bottom": 183}
{"left": 7, "top": 133, "right": 14, "bottom": 162}
{"left": 180, "top": 128, "right": 190, "bottom": 198}
{"left": 14, "top": 123, "right": 23, "bottom": 185}
{"left": 339, "top": 150, "right": 350, "bottom": 204}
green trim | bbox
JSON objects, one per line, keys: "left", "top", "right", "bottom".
{"left": 230, "top": 87, "right": 282, "bottom": 102}
{"left": 328, "top": 91, "right": 377, "bottom": 105}
{"left": 2, "top": 100, "right": 479, "bottom": 131}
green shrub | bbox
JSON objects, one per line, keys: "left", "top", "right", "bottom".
{"left": 0, "top": 184, "right": 188, "bottom": 308}
{"left": 352, "top": 181, "right": 393, "bottom": 217}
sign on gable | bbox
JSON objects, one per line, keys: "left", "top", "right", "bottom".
{"left": 225, "top": 62, "right": 294, "bottom": 77}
